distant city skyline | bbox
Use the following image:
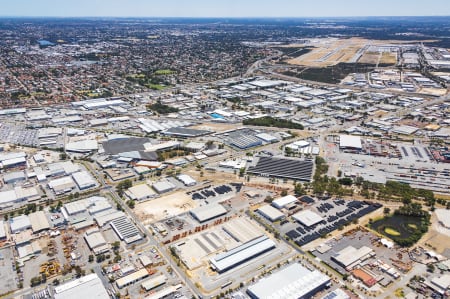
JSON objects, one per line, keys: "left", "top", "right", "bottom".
{"left": 1, "top": 0, "right": 450, "bottom": 18}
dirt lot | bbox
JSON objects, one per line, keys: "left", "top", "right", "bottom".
{"left": 189, "top": 122, "right": 239, "bottom": 133}
{"left": 134, "top": 191, "right": 198, "bottom": 224}
{"left": 358, "top": 52, "right": 380, "bottom": 65}
{"left": 380, "top": 52, "right": 398, "bottom": 65}
{"left": 420, "top": 213, "right": 450, "bottom": 254}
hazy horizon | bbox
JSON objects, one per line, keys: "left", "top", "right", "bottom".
{"left": 1, "top": 0, "right": 450, "bottom": 18}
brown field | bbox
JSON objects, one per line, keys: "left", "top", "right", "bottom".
{"left": 358, "top": 52, "right": 380, "bottom": 65}
{"left": 421, "top": 220, "right": 450, "bottom": 254}
{"left": 134, "top": 191, "right": 198, "bottom": 224}
{"left": 380, "top": 52, "right": 398, "bottom": 65}
{"left": 189, "top": 122, "right": 238, "bottom": 132}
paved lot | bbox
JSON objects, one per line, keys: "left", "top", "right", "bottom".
{"left": 0, "top": 247, "right": 18, "bottom": 293}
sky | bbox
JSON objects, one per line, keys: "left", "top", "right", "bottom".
{"left": 1, "top": 0, "right": 449, "bottom": 18}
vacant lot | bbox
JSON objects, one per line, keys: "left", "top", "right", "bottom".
{"left": 135, "top": 191, "right": 198, "bottom": 224}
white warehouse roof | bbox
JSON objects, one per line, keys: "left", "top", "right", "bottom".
{"left": 72, "top": 171, "right": 96, "bottom": 190}
{"left": 54, "top": 273, "right": 109, "bottom": 299}
{"left": 339, "top": 135, "right": 362, "bottom": 149}
{"left": 247, "top": 263, "right": 330, "bottom": 299}
{"left": 190, "top": 203, "right": 228, "bottom": 223}
{"left": 257, "top": 205, "right": 285, "bottom": 222}
{"left": 292, "top": 210, "right": 324, "bottom": 227}
{"left": 272, "top": 195, "right": 298, "bottom": 209}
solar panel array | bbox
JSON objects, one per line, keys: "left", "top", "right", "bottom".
{"left": 247, "top": 157, "right": 313, "bottom": 181}
{"left": 110, "top": 216, "right": 141, "bottom": 241}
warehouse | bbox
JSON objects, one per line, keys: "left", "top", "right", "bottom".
{"left": 88, "top": 201, "right": 113, "bottom": 215}
{"left": 0, "top": 186, "right": 40, "bottom": 209}
{"left": 0, "top": 220, "right": 6, "bottom": 240}
{"left": 125, "top": 184, "right": 156, "bottom": 201}
{"left": 255, "top": 133, "right": 279, "bottom": 143}
{"left": 247, "top": 156, "right": 313, "bottom": 182}
{"left": 116, "top": 268, "right": 149, "bottom": 289}
{"left": 152, "top": 181, "right": 176, "bottom": 194}
{"left": 427, "top": 274, "right": 450, "bottom": 295}
{"left": 94, "top": 211, "right": 125, "bottom": 227}
{"left": 332, "top": 246, "right": 375, "bottom": 270}
{"left": 0, "top": 190, "right": 17, "bottom": 209}
{"left": 257, "top": 205, "right": 285, "bottom": 222}
{"left": 2, "top": 171, "right": 26, "bottom": 184}
{"left": 190, "top": 203, "right": 228, "bottom": 223}
{"left": 10, "top": 215, "right": 31, "bottom": 234}
{"left": 292, "top": 210, "right": 324, "bottom": 227}
{"left": 177, "top": 174, "right": 196, "bottom": 186}
{"left": 84, "top": 228, "right": 109, "bottom": 255}
{"left": 272, "top": 195, "right": 298, "bottom": 209}
{"left": 65, "top": 140, "right": 98, "bottom": 153}
{"left": 247, "top": 263, "right": 331, "bottom": 299}
{"left": 391, "top": 125, "right": 419, "bottom": 135}
{"left": 110, "top": 216, "right": 142, "bottom": 244}
{"left": 141, "top": 274, "right": 167, "bottom": 291}
{"left": 209, "top": 235, "right": 276, "bottom": 273}
{"left": 28, "top": 211, "right": 50, "bottom": 233}
{"left": 162, "top": 127, "right": 212, "bottom": 138}
{"left": 144, "top": 284, "right": 182, "bottom": 299}
{"left": 339, "top": 135, "right": 362, "bottom": 151}
{"left": 72, "top": 171, "right": 96, "bottom": 190}
{"left": 48, "top": 176, "right": 76, "bottom": 194}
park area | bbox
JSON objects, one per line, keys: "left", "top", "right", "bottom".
{"left": 370, "top": 214, "right": 429, "bottom": 247}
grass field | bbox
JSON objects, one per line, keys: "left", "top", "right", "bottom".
{"left": 154, "top": 69, "right": 174, "bottom": 75}
{"left": 384, "top": 227, "right": 401, "bottom": 236}
{"left": 380, "top": 52, "right": 397, "bottom": 65}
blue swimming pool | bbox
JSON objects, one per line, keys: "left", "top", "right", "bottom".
{"left": 210, "top": 113, "right": 224, "bottom": 119}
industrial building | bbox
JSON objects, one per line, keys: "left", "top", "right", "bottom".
{"left": 10, "top": 215, "right": 31, "bottom": 234}
{"left": 144, "top": 284, "right": 182, "bottom": 299}
{"left": 257, "top": 205, "right": 285, "bottom": 222}
{"left": 125, "top": 184, "right": 156, "bottom": 201}
{"left": 332, "top": 246, "right": 375, "bottom": 270}
{"left": 339, "top": 135, "right": 362, "bottom": 151}
{"left": 63, "top": 196, "right": 109, "bottom": 217}
{"left": 247, "top": 263, "right": 331, "bottom": 299}
{"left": 321, "top": 288, "right": 351, "bottom": 299}
{"left": 190, "top": 203, "right": 228, "bottom": 223}
{"left": 426, "top": 274, "right": 450, "bottom": 296}
{"left": 152, "top": 181, "right": 176, "bottom": 194}
{"left": 94, "top": 211, "right": 125, "bottom": 227}
{"left": 162, "top": 127, "right": 212, "bottom": 138}
{"left": 292, "top": 210, "right": 324, "bottom": 227}
{"left": 72, "top": 171, "right": 97, "bottom": 190}
{"left": 116, "top": 268, "right": 149, "bottom": 289}
{"left": 247, "top": 156, "right": 313, "bottom": 182}
{"left": 110, "top": 216, "right": 142, "bottom": 244}
{"left": 0, "top": 186, "right": 40, "bottom": 209}
{"left": 65, "top": 140, "right": 98, "bottom": 153}
{"left": 141, "top": 274, "right": 167, "bottom": 291}
{"left": 28, "top": 211, "right": 50, "bottom": 233}
{"left": 272, "top": 195, "right": 298, "bottom": 209}
{"left": 0, "top": 152, "right": 27, "bottom": 169}
{"left": 176, "top": 174, "right": 196, "bottom": 186}
{"left": 84, "top": 228, "right": 109, "bottom": 255}
{"left": 0, "top": 220, "right": 6, "bottom": 240}
{"left": 2, "top": 171, "right": 26, "bottom": 184}
{"left": 48, "top": 176, "right": 76, "bottom": 194}
{"left": 209, "top": 235, "right": 276, "bottom": 273}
